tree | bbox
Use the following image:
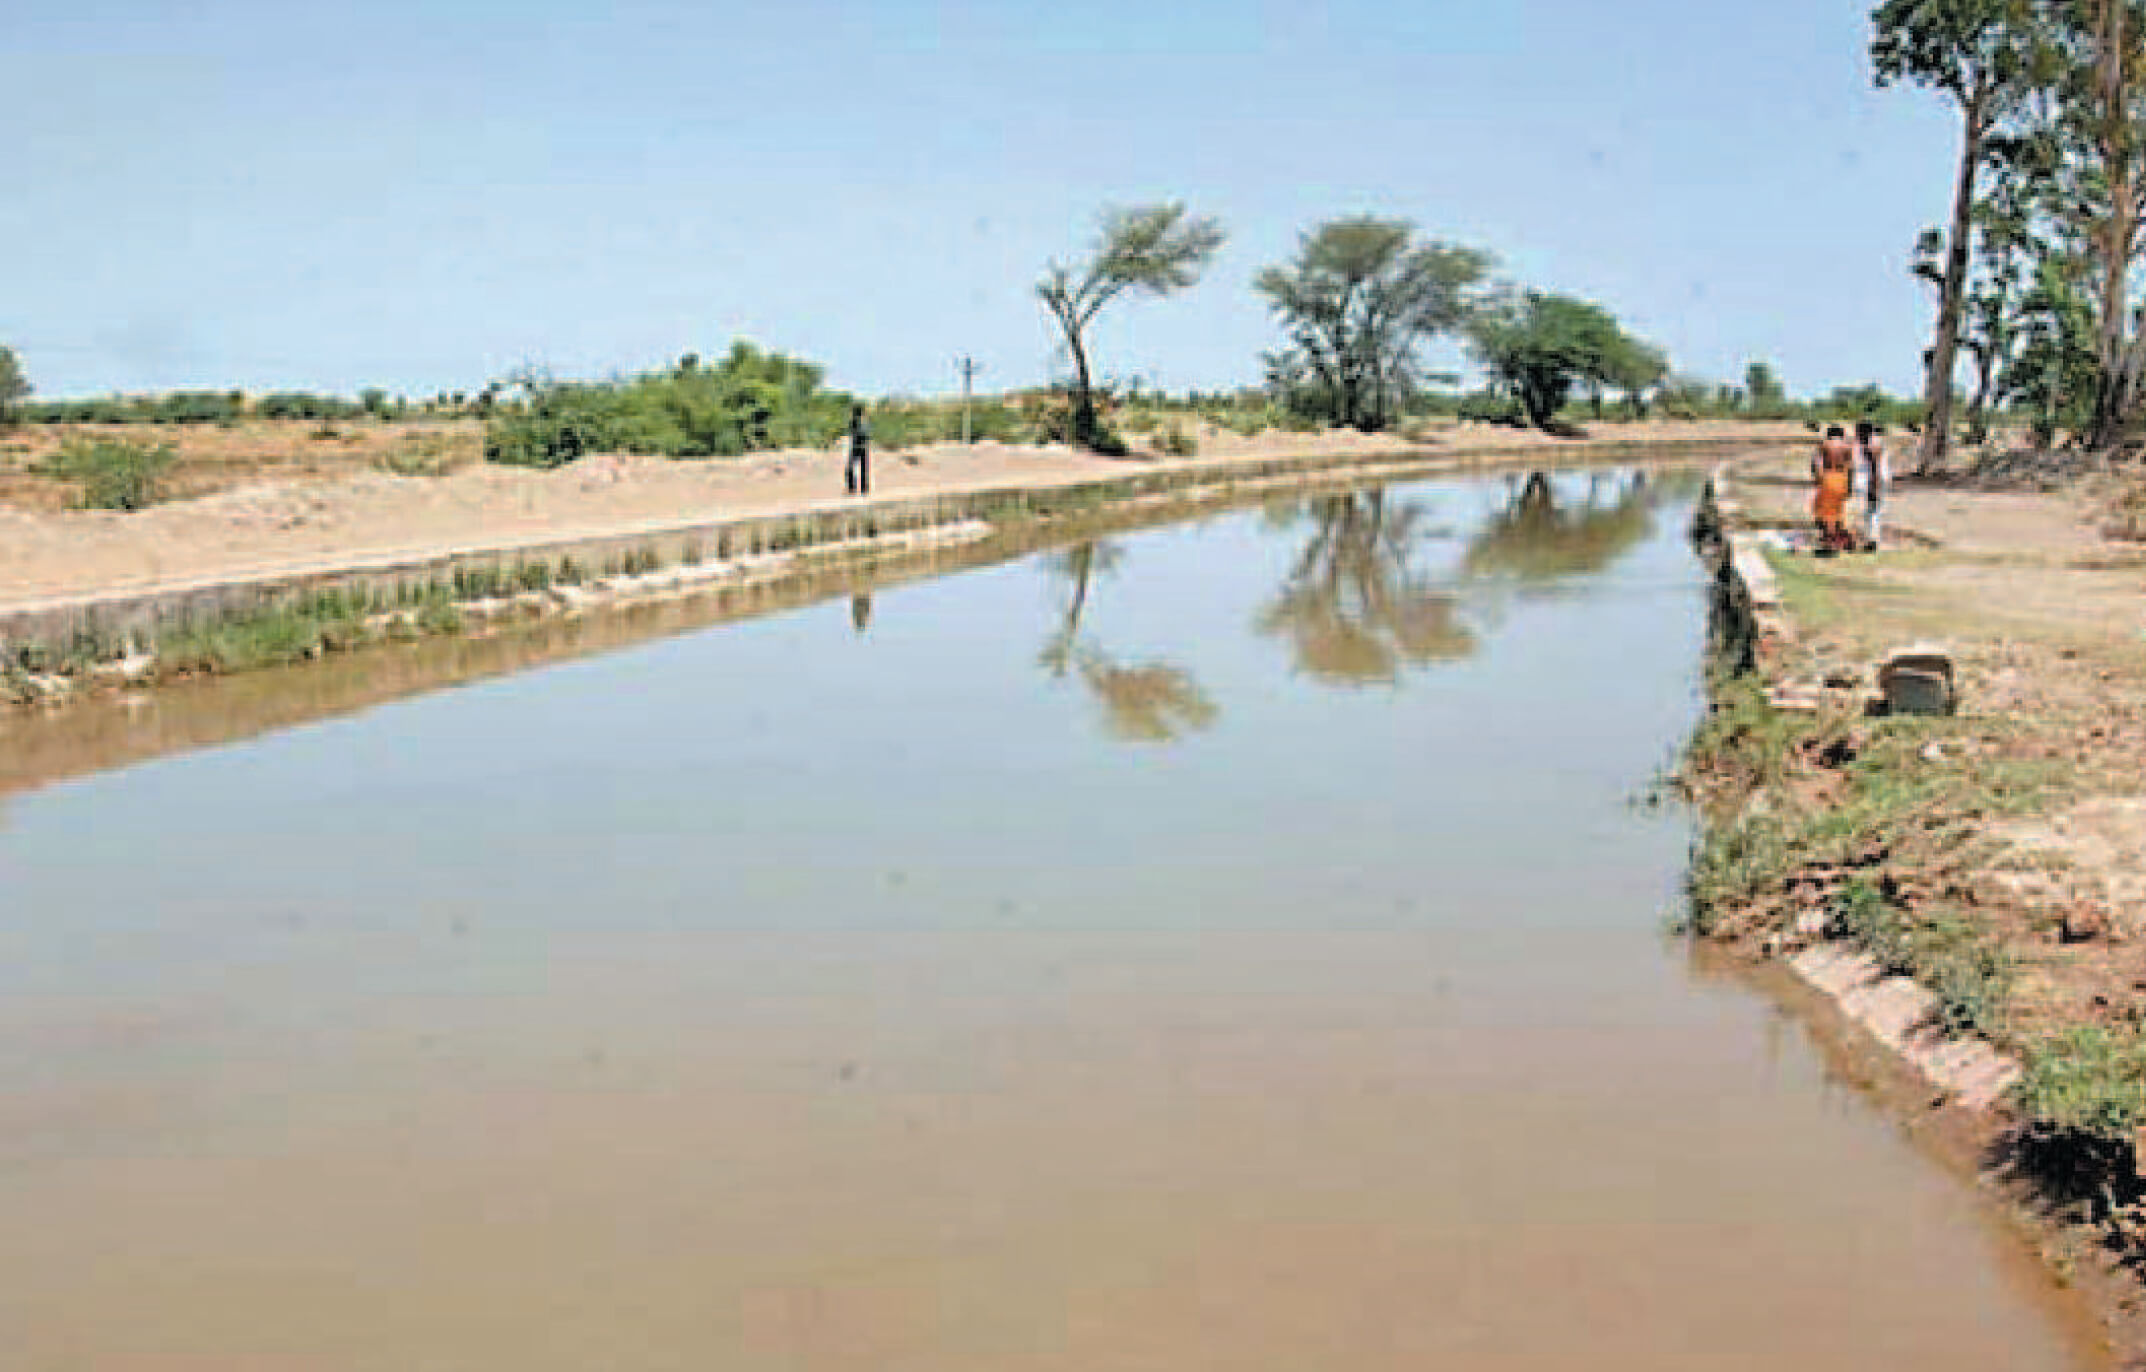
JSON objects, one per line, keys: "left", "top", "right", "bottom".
{"left": 1038, "top": 202, "right": 1225, "bottom": 451}
{"left": 1955, "top": 189, "right": 2038, "bottom": 443}
{"left": 1253, "top": 217, "right": 1493, "bottom": 431}
{"left": 1744, "top": 361, "right": 1789, "bottom": 416}
{"left": 2044, "top": 0, "right": 2146, "bottom": 449}
{"left": 1872, "top": 0, "right": 2038, "bottom": 470}
{"left": 1468, "top": 292, "right": 1655, "bottom": 430}
{"left": 1603, "top": 334, "right": 1670, "bottom": 416}
{"left": 0, "top": 346, "right": 29, "bottom": 426}
{"left": 2005, "top": 254, "right": 2100, "bottom": 446}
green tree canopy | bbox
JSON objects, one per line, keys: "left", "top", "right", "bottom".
{"left": 0, "top": 346, "right": 29, "bottom": 425}
{"left": 1468, "top": 292, "right": 1658, "bottom": 429}
{"left": 1743, "top": 361, "right": 1788, "bottom": 412}
{"left": 1253, "top": 217, "right": 1493, "bottom": 431}
{"left": 1602, "top": 333, "right": 1670, "bottom": 411}
{"left": 1038, "top": 202, "right": 1225, "bottom": 451}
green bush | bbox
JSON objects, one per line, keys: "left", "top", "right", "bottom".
{"left": 484, "top": 341, "right": 853, "bottom": 467}
{"left": 33, "top": 436, "right": 176, "bottom": 510}
{"left": 1456, "top": 390, "right": 1524, "bottom": 426}
{"left": 2017, "top": 1026, "right": 2146, "bottom": 1136}
{"left": 957, "top": 400, "right": 1034, "bottom": 443}
{"left": 1157, "top": 422, "right": 1198, "bottom": 457}
{"left": 258, "top": 392, "right": 362, "bottom": 421}
{"left": 25, "top": 392, "right": 250, "bottom": 425}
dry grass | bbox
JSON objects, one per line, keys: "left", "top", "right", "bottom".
{"left": 0, "top": 419, "right": 485, "bottom": 510}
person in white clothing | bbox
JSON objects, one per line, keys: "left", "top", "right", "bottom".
{"left": 1854, "top": 420, "right": 1890, "bottom": 550}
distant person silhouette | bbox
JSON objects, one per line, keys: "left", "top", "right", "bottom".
{"left": 846, "top": 403, "right": 871, "bottom": 496}
{"left": 850, "top": 591, "right": 873, "bottom": 635}
{"left": 1853, "top": 420, "right": 1890, "bottom": 550}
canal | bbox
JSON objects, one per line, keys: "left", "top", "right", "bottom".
{"left": 0, "top": 468, "right": 2104, "bottom": 1368}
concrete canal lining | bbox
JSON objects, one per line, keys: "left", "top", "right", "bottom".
{"left": 2, "top": 438, "right": 1795, "bottom": 660}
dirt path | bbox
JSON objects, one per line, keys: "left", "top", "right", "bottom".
{"left": 0, "top": 420, "right": 1801, "bottom": 609}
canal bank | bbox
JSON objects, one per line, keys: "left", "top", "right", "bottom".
{"left": 1, "top": 435, "right": 1791, "bottom": 717}
{"left": 1689, "top": 458, "right": 2146, "bottom": 1364}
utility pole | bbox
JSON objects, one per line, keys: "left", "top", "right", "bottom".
{"left": 956, "top": 355, "right": 983, "bottom": 444}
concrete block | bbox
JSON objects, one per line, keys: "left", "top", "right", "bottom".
{"left": 1879, "top": 644, "right": 1956, "bottom": 716}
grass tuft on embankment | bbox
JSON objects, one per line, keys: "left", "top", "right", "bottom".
{"left": 2017, "top": 1027, "right": 2146, "bottom": 1137}
{"left": 1679, "top": 675, "right": 2069, "bottom": 1066}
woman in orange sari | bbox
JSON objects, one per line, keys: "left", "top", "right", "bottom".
{"left": 1812, "top": 425, "right": 1854, "bottom": 551}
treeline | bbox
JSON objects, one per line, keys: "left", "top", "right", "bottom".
{"left": 10, "top": 387, "right": 478, "bottom": 426}
{"left": 1033, "top": 205, "right": 1926, "bottom": 446}
{"left": 1875, "top": 0, "right": 2146, "bottom": 468}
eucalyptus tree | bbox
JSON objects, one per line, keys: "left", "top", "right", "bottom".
{"left": 1253, "top": 217, "right": 1493, "bottom": 431}
{"left": 1037, "top": 202, "right": 1225, "bottom": 451}
{"left": 1871, "top": 0, "right": 2040, "bottom": 470}
{"left": 2043, "top": 0, "right": 2146, "bottom": 448}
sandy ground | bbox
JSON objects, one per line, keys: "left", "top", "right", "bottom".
{"left": 0, "top": 419, "right": 1802, "bottom": 607}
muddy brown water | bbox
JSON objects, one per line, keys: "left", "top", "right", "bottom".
{"left": 0, "top": 470, "right": 2113, "bottom": 1369}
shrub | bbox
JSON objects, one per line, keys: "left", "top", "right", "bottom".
{"left": 961, "top": 400, "right": 1033, "bottom": 443}
{"left": 258, "top": 392, "right": 361, "bottom": 422}
{"left": 2017, "top": 1026, "right": 2146, "bottom": 1136}
{"left": 33, "top": 436, "right": 176, "bottom": 510}
{"left": 1456, "top": 390, "right": 1525, "bottom": 426}
{"left": 150, "top": 390, "right": 244, "bottom": 424}
{"left": 484, "top": 341, "right": 853, "bottom": 467}
{"left": 376, "top": 430, "right": 479, "bottom": 477}
{"left": 1157, "top": 422, "right": 1198, "bottom": 457}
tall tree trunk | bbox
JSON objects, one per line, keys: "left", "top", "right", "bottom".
{"left": 1920, "top": 90, "right": 1987, "bottom": 475}
{"left": 1965, "top": 340, "right": 1999, "bottom": 445}
{"left": 1067, "top": 330, "right": 1097, "bottom": 447}
{"left": 2089, "top": 0, "right": 2139, "bottom": 451}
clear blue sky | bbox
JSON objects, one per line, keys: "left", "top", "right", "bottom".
{"left": 4, "top": 0, "right": 1958, "bottom": 402}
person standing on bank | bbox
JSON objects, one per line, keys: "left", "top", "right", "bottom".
{"left": 1812, "top": 425, "right": 1854, "bottom": 553}
{"left": 1854, "top": 419, "right": 1890, "bottom": 550}
{"left": 845, "top": 403, "right": 871, "bottom": 497}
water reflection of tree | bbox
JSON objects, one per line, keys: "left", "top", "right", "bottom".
{"left": 1258, "top": 490, "right": 1475, "bottom": 686}
{"left": 1460, "top": 470, "right": 1658, "bottom": 586}
{"left": 1040, "top": 541, "right": 1218, "bottom": 743}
